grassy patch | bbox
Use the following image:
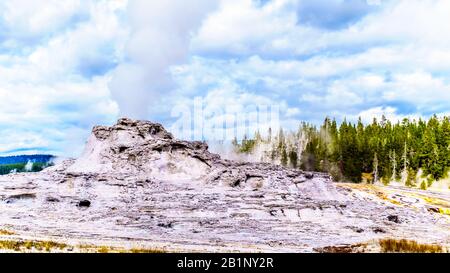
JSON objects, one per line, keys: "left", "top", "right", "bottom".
{"left": 0, "top": 240, "right": 68, "bottom": 252}
{"left": 438, "top": 207, "right": 450, "bottom": 216}
{"left": 97, "top": 246, "right": 110, "bottom": 253}
{"left": 78, "top": 244, "right": 167, "bottom": 253}
{"left": 130, "top": 248, "right": 166, "bottom": 253}
{"left": 0, "top": 229, "right": 15, "bottom": 236}
{"left": 374, "top": 191, "right": 401, "bottom": 206}
{"left": 379, "top": 239, "right": 444, "bottom": 253}
{"left": 315, "top": 243, "right": 368, "bottom": 253}
{"left": 77, "top": 244, "right": 114, "bottom": 253}
{"left": 423, "top": 196, "right": 450, "bottom": 207}
{"left": 421, "top": 196, "right": 450, "bottom": 215}
{"left": 0, "top": 239, "right": 167, "bottom": 253}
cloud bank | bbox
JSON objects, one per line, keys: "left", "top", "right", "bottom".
{"left": 0, "top": 0, "right": 127, "bottom": 156}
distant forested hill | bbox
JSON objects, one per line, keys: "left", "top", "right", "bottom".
{"left": 0, "top": 155, "right": 54, "bottom": 165}
{"left": 0, "top": 155, "right": 54, "bottom": 175}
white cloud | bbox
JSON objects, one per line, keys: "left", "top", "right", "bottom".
{"left": 0, "top": 0, "right": 85, "bottom": 36}
{"left": 357, "top": 106, "right": 419, "bottom": 124}
{"left": 0, "top": 0, "right": 126, "bottom": 156}
{"left": 192, "top": 0, "right": 300, "bottom": 56}
{"left": 192, "top": 0, "right": 450, "bottom": 60}
{"left": 383, "top": 72, "right": 450, "bottom": 110}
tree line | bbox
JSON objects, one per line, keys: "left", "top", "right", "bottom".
{"left": 0, "top": 155, "right": 54, "bottom": 165}
{"left": 0, "top": 162, "right": 50, "bottom": 175}
{"left": 232, "top": 115, "right": 450, "bottom": 187}
{"left": 0, "top": 155, "right": 54, "bottom": 175}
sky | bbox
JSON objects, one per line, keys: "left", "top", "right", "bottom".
{"left": 1, "top": 0, "right": 450, "bottom": 156}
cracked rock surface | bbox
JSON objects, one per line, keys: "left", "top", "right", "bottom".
{"left": 0, "top": 118, "right": 449, "bottom": 252}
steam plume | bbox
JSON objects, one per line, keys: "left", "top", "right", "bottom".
{"left": 110, "top": 0, "right": 219, "bottom": 119}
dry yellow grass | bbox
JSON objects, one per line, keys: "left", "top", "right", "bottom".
{"left": 314, "top": 243, "right": 368, "bottom": 253}
{"left": 421, "top": 196, "right": 450, "bottom": 216}
{"left": 129, "top": 248, "right": 166, "bottom": 253}
{"left": 379, "top": 239, "right": 444, "bottom": 253}
{"left": 80, "top": 245, "right": 167, "bottom": 253}
{"left": 97, "top": 246, "right": 110, "bottom": 253}
{"left": 0, "top": 240, "right": 68, "bottom": 252}
{"left": 0, "top": 239, "right": 168, "bottom": 253}
{"left": 422, "top": 196, "right": 450, "bottom": 206}
{"left": 0, "top": 229, "right": 15, "bottom": 236}
{"left": 438, "top": 207, "right": 450, "bottom": 215}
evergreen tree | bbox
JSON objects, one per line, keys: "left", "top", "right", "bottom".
{"left": 281, "top": 145, "right": 288, "bottom": 167}
{"left": 288, "top": 147, "right": 298, "bottom": 168}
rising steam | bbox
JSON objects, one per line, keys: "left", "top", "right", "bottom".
{"left": 110, "top": 0, "right": 219, "bottom": 119}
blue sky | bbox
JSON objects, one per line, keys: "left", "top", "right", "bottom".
{"left": 1, "top": 0, "right": 450, "bottom": 156}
